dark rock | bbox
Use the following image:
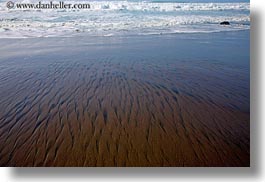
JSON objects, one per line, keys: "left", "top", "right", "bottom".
{"left": 220, "top": 21, "right": 230, "bottom": 25}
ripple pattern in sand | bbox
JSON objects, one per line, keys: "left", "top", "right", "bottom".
{"left": 0, "top": 57, "right": 249, "bottom": 166}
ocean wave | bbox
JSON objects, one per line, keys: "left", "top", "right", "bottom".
{"left": 0, "top": 1, "right": 250, "bottom": 38}
{"left": 88, "top": 2, "right": 250, "bottom": 12}
{"left": 0, "top": 1, "right": 250, "bottom": 12}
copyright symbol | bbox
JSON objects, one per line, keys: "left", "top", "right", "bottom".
{"left": 6, "top": 1, "right": 15, "bottom": 9}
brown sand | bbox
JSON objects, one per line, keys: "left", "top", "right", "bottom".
{"left": 0, "top": 58, "right": 249, "bottom": 167}
{"left": 0, "top": 33, "right": 250, "bottom": 167}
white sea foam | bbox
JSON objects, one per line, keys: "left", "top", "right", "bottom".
{"left": 0, "top": 1, "right": 250, "bottom": 38}
{"left": 87, "top": 1, "right": 250, "bottom": 11}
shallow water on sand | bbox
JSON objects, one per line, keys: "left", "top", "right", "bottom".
{"left": 0, "top": 31, "right": 249, "bottom": 166}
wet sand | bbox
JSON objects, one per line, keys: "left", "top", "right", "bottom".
{"left": 0, "top": 31, "right": 250, "bottom": 166}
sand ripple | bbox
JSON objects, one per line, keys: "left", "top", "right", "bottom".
{"left": 0, "top": 41, "right": 249, "bottom": 167}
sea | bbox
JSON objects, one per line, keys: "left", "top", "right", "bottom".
{"left": 0, "top": 0, "right": 250, "bottom": 38}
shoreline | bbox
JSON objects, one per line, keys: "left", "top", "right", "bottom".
{"left": 0, "top": 28, "right": 250, "bottom": 40}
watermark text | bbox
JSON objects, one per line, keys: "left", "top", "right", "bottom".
{"left": 6, "top": 1, "right": 91, "bottom": 9}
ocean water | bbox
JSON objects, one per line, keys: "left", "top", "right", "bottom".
{"left": 0, "top": 0, "right": 250, "bottom": 38}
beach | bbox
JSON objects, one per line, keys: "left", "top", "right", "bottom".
{"left": 0, "top": 30, "right": 250, "bottom": 166}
